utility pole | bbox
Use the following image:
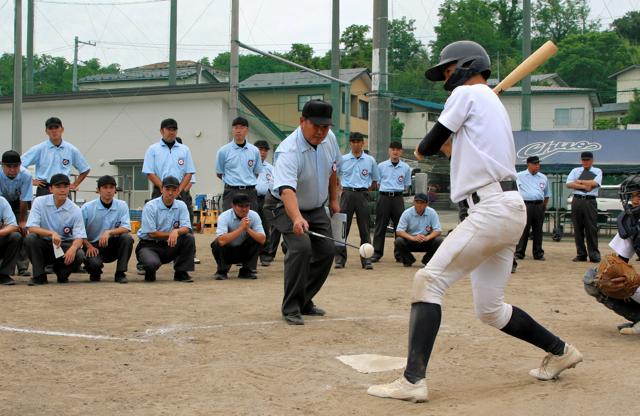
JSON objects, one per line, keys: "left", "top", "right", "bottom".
{"left": 72, "top": 36, "right": 96, "bottom": 92}
{"left": 13, "top": 0, "right": 23, "bottom": 153}
{"left": 229, "top": 0, "right": 239, "bottom": 121}
{"left": 169, "top": 0, "right": 177, "bottom": 86}
{"left": 26, "top": 0, "right": 34, "bottom": 94}
{"left": 521, "top": 0, "right": 532, "bottom": 131}
{"left": 369, "top": 0, "right": 390, "bottom": 162}
{"left": 330, "top": 0, "right": 341, "bottom": 141}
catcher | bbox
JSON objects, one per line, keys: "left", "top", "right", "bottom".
{"left": 583, "top": 174, "right": 640, "bottom": 334}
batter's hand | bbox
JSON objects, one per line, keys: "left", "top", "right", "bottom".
{"left": 292, "top": 217, "right": 309, "bottom": 236}
{"left": 414, "top": 144, "right": 425, "bottom": 161}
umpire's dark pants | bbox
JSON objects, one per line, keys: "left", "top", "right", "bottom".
{"left": 515, "top": 200, "right": 545, "bottom": 259}
{"left": 335, "top": 189, "right": 371, "bottom": 267}
{"left": 0, "top": 232, "right": 22, "bottom": 276}
{"left": 24, "top": 234, "right": 84, "bottom": 279}
{"left": 222, "top": 186, "right": 259, "bottom": 211}
{"left": 84, "top": 234, "right": 134, "bottom": 276}
{"left": 394, "top": 236, "right": 444, "bottom": 266}
{"left": 136, "top": 234, "right": 195, "bottom": 273}
{"left": 211, "top": 238, "right": 262, "bottom": 274}
{"left": 10, "top": 203, "right": 30, "bottom": 273}
{"left": 571, "top": 196, "right": 600, "bottom": 260}
{"left": 257, "top": 194, "right": 272, "bottom": 262}
{"left": 265, "top": 194, "right": 335, "bottom": 317}
{"left": 373, "top": 193, "right": 405, "bottom": 259}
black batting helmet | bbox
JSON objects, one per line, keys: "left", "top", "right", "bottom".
{"left": 425, "top": 40, "right": 491, "bottom": 91}
{"left": 619, "top": 174, "right": 640, "bottom": 217}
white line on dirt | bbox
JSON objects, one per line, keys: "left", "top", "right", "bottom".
{"left": 0, "top": 325, "right": 147, "bottom": 342}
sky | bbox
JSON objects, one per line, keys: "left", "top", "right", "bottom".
{"left": 0, "top": 0, "right": 638, "bottom": 69}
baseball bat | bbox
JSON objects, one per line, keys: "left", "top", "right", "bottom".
{"left": 305, "top": 230, "right": 359, "bottom": 249}
{"left": 492, "top": 40, "right": 558, "bottom": 95}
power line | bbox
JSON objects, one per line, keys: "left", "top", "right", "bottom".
{"left": 36, "top": 0, "right": 167, "bottom": 5}
{"left": 178, "top": 0, "right": 218, "bottom": 43}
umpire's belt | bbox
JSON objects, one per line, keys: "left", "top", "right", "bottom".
{"left": 524, "top": 200, "right": 544, "bottom": 205}
{"left": 379, "top": 191, "right": 403, "bottom": 197}
{"left": 461, "top": 180, "right": 518, "bottom": 209}
{"left": 343, "top": 187, "right": 368, "bottom": 192}
{"left": 225, "top": 185, "right": 255, "bottom": 190}
{"left": 573, "top": 194, "right": 596, "bottom": 200}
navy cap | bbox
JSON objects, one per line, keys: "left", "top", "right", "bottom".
{"left": 1, "top": 150, "right": 21, "bottom": 164}
{"left": 232, "top": 117, "right": 249, "bottom": 127}
{"left": 350, "top": 132, "right": 365, "bottom": 141}
{"left": 50, "top": 173, "right": 70, "bottom": 186}
{"left": 97, "top": 175, "right": 117, "bottom": 188}
{"left": 526, "top": 155, "right": 540, "bottom": 164}
{"left": 414, "top": 193, "right": 430, "bottom": 202}
{"left": 389, "top": 141, "right": 403, "bottom": 150}
{"left": 302, "top": 100, "right": 333, "bottom": 126}
{"left": 162, "top": 176, "right": 180, "bottom": 188}
{"left": 254, "top": 140, "right": 270, "bottom": 150}
{"left": 232, "top": 193, "right": 251, "bottom": 206}
{"left": 45, "top": 117, "right": 63, "bottom": 128}
{"left": 160, "top": 118, "right": 178, "bottom": 129}
{"left": 581, "top": 151, "right": 593, "bottom": 160}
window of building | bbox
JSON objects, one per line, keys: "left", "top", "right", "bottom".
{"left": 554, "top": 108, "right": 585, "bottom": 128}
{"left": 427, "top": 112, "right": 439, "bottom": 122}
{"left": 298, "top": 94, "right": 324, "bottom": 111}
{"left": 359, "top": 100, "right": 369, "bottom": 120}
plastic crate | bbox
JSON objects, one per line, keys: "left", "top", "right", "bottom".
{"left": 129, "top": 210, "right": 142, "bottom": 222}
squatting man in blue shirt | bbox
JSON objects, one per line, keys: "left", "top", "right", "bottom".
{"left": 394, "top": 193, "right": 444, "bottom": 267}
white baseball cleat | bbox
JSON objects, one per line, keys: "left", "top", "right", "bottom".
{"left": 529, "top": 343, "right": 583, "bottom": 381}
{"left": 620, "top": 321, "right": 640, "bottom": 335}
{"left": 367, "top": 376, "right": 428, "bottom": 403}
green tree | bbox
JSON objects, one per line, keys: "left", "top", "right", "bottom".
{"left": 340, "top": 24, "right": 372, "bottom": 69}
{"left": 625, "top": 89, "right": 640, "bottom": 124}
{"left": 612, "top": 11, "right": 640, "bottom": 45}
{"left": 391, "top": 116, "right": 405, "bottom": 140}
{"left": 283, "top": 43, "right": 314, "bottom": 68}
{"left": 533, "top": 0, "right": 599, "bottom": 44}
{"left": 211, "top": 52, "right": 294, "bottom": 81}
{"left": 388, "top": 17, "right": 427, "bottom": 72}
{"left": 593, "top": 117, "right": 618, "bottom": 130}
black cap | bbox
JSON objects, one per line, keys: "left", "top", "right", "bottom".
{"left": 50, "top": 173, "right": 70, "bottom": 186}
{"left": 97, "top": 175, "right": 117, "bottom": 188}
{"left": 160, "top": 118, "right": 178, "bottom": 129}
{"left": 414, "top": 193, "right": 429, "bottom": 202}
{"left": 581, "top": 151, "right": 593, "bottom": 160}
{"left": 161, "top": 176, "right": 180, "bottom": 188}
{"left": 232, "top": 193, "right": 251, "bottom": 206}
{"left": 45, "top": 117, "right": 63, "bottom": 128}
{"left": 526, "top": 155, "right": 540, "bottom": 164}
{"left": 349, "top": 132, "right": 365, "bottom": 141}
{"left": 301, "top": 100, "right": 333, "bottom": 126}
{"left": 232, "top": 117, "right": 249, "bottom": 127}
{"left": 1, "top": 150, "right": 21, "bottom": 164}
{"left": 389, "top": 141, "right": 403, "bottom": 150}
{"left": 254, "top": 140, "right": 270, "bottom": 150}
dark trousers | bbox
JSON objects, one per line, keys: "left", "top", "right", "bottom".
{"left": 515, "top": 202, "right": 545, "bottom": 259}
{"left": 136, "top": 234, "right": 195, "bottom": 273}
{"left": 373, "top": 194, "right": 405, "bottom": 258}
{"left": 152, "top": 187, "right": 193, "bottom": 225}
{"left": 24, "top": 234, "right": 85, "bottom": 279}
{"left": 10, "top": 205, "right": 29, "bottom": 273}
{"left": 211, "top": 238, "right": 262, "bottom": 273}
{"left": 257, "top": 195, "right": 272, "bottom": 261}
{"left": 0, "top": 232, "right": 22, "bottom": 276}
{"left": 222, "top": 187, "right": 258, "bottom": 211}
{"left": 335, "top": 190, "right": 371, "bottom": 266}
{"left": 571, "top": 198, "right": 600, "bottom": 260}
{"left": 84, "top": 234, "right": 134, "bottom": 276}
{"left": 394, "top": 236, "right": 444, "bottom": 265}
{"left": 265, "top": 194, "right": 335, "bottom": 317}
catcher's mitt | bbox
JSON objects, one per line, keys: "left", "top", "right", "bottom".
{"left": 595, "top": 253, "right": 640, "bottom": 299}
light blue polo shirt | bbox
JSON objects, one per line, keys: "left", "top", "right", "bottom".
{"left": 216, "top": 208, "right": 265, "bottom": 247}
{"left": 566, "top": 166, "right": 603, "bottom": 197}
{"left": 517, "top": 170, "right": 550, "bottom": 201}
{"left": 137, "top": 197, "right": 191, "bottom": 240}
{"left": 339, "top": 152, "right": 380, "bottom": 189}
{"left": 397, "top": 206, "right": 441, "bottom": 236}
{"left": 0, "top": 196, "right": 18, "bottom": 228}
{"left": 21, "top": 139, "right": 90, "bottom": 182}
{"left": 26, "top": 194, "right": 87, "bottom": 241}
{"left": 142, "top": 140, "right": 196, "bottom": 182}
{"left": 216, "top": 140, "right": 262, "bottom": 186}
{"left": 0, "top": 167, "right": 33, "bottom": 203}
{"left": 378, "top": 159, "right": 412, "bottom": 192}
{"left": 81, "top": 198, "right": 131, "bottom": 243}
{"left": 272, "top": 127, "right": 341, "bottom": 211}
{"left": 256, "top": 161, "right": 274, "bottom": 196}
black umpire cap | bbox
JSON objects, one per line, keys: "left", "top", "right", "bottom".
{"left": 232, "top": 193, "right": 251, "bottom": 206}
{"left": 302, "top": 100, "right": 333, "bottom": 126}
{"left": 526, "top": 155, "right": 540, "bottom": 164}
{"left": 254, "top": 140, "right": 270, "bottom": 150}
{"left": 50, "top": 173, "right": 70, "bottom": 186}
{"left": 97, "top": 175, "right": 117, "bottom": 188}
{"left": 1, "top": 150, "right": 21, "bottom": 164}
{"left": 160, "top": 118, "right": 178, "bottom": 129}
{"left": 581, "top": 151, "right": 593, "bottom": 160}
{"left": 414, "top": 193, "right": 430, "bottom": 203}
{"left": 389, "top": 141, "right": 403, "bottom": 150}
{"left": 162, "top": 176, "right": 180, "bottom": 188}
{"left": 350, "top": 132, "right": 365, "bottom": 141}
{"left": 232, "top": 116, "right": 249, "bottom": 127}
{"left": 45, "top": 117, "right": 63, "bottom": 129}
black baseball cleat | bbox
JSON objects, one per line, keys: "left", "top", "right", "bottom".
{"left": 572, "top": 256, "right": 588, "bottom": 262}
{"left": 56, "top": 275, "right": 69, "bottom": 284}
{"left": 213, "top": 272, "right": 228, "bottom": 280}
{"left": 144, "top": 271, "right": 156, "bottom": 282}
{"left": 89, "top": 274, "right": 101, "bottom": 282}
{"left": 28, "top": 275, "right": 48, "bottom": 286}
{"left": 370, "top": 255, "right": 381, "bottom": 263}
{"left": 174, "top": 272, "right": 193, "bottom": 282}
{"left": 302, "top": 306, "right": 326, "bottom": 316}
{"left": 237, "top": 268, "right": 257, "bottom": 279}
{"left": 0, "top": 275, "right": 15, "bottom": 285}
{"left": 334, "top": 263, "right": 345, "bottom": 269}
{"left": 114, "top": 272, "right": 128, "bottom": 284}
{"left": 284, "top": 313, "right": 304, "bottom": 325}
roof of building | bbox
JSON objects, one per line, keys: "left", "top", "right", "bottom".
{"left": 392, "top": 97, "right": 444, "bottom": 112}
{"left": 594, "top": 102, "right": 630, "bottom": 114}
{"left": 79, "top": 60, "right": 228, "bottom": 84}
{"left": 239, "top": 68, "right": 370, "bottom": 89}
{"left": 609, "top": 65, "right": 640, "bottom": 79}
{"left": 488, "top": 73, "right": 568, "bottom": 87}
{"left": 501, "top": 85, "right": 600, "bottom": 107}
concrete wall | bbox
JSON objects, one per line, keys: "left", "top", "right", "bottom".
{"left": 79, "top": 77, "right": 199, "bottom": 91}
{"left": 501, "top": 94, "right": 593, "bottom": 131}
{"left": 616, "top": 68, "right": 640, "bottom": 103}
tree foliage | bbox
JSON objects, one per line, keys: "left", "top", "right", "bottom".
{"left": 625, "top": 89, "right": 640, "bottom": 124}
{"left": 532, "top": 0, "right": 599, "bottom": 44}
{"left": 612, "top": 11, "right": 640, "bottom": 45}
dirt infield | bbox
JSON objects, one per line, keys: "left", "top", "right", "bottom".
{"left": 1, "top": 228, "right": 639, "bottom": 415}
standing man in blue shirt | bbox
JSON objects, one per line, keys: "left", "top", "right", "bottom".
{"left": 212, "top": 193, "right": 266, "bottom": 280}
{"left": 0, "top": 150, "right": 33, "bottom": 276}
{"left": 216, "top": 117, "right": 262, "bottom": 211}
{"left": 566, "top": 151, "right": 602, "bottom": 263}
{"left": 371, "top": 141, "right": 412, "bottom": 263}
{"left": 254, "top": 140, "right": 278, "bottom": 266}
{"left": 264, "top": 100, "right": 341, "bottom": 325}
{"left": 394, "top": 193, "right": 444, "bottom": 267}
{"left": 335, "top": 132, "right": 379, "bottom": 270}
{"left": 0, "top": 196, "right": 22, "bottom": 285}
{"left": 515, "top": 156, "right": 550, "bottom": 261}
{"left": 21, "top": 117, "right": 91, "bottom": 197}
{"left": 136, "top": 176, "right": 195, "bottom": 283}
{"left": 24, "top": 174, "right": 86, "bottom": 285}
{"left": 82, "top": 175, "right": 133, "bottom": 284}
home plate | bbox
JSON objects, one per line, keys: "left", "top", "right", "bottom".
{"left": 336, "top": 354, "right": 405, "bottom": 373}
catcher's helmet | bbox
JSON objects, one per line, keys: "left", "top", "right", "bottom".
{"left": 619, "top": 174, "right": 640, "bottom": 216}
{"left": 425, "top": 40, "right": 491, "bottom": 91}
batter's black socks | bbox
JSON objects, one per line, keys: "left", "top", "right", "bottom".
{"left": 501, "top": 306, "right": 565, "bottom": 356}
{"left": 403, "top": 302, "right": 442, "bottom": 384}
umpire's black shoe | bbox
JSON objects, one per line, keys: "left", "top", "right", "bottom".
{"left": 572, "top": 256, "right": 587, "bottom": 262}
{"left": 590, "top": 257, "right": 601, "bottom": 263}
{"left": 114, "top": 272, "right": 128, "bottom": 284}
{"left": 370, "top": 255, "right": 381, "bottom": 263}
{"left": 237, "top": 268, "right": 257, "bottom": 279}
{"left": 514, "top": 253, "right": 525, "bottom": 260}
{"left": 534, "top": 256, "right": 546, "bottom": 261}
{"left": 284, "top": 313, "right": 304, "bottom": 325}
{"left": 28, "top": 275, "right": 48, "bottom": 286}
{"left": 0, "top": 274, "right": 15, "bottom": 285}
{"left": 334, "top": 263, "right": 345, "bottom": 269}
{"left": 174, "top": 272, "right": 193, "bottom": 282}
{"left": 89, "top": 274, "right": 101, "bottom": 282}
{"left": 213, "top": 272, "right": 228, "bottom": 280}
{"left": 144, "top": 271, "right": 156, "bottom": 282}
{"left": 302, "top": 306, "right": 326, "bottom": 316}
{"left": 56, "top": 275, "right": 69, "bottom": 284}
{"left": 363, "top": 262, "right": 373, "bottom": 270}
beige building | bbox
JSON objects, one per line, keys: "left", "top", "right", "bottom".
{"left": 391, "top": 97, "right": 443, "bottom": 150}
{"left": 609, "top": 65, "right": 640, "bottom": 104}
